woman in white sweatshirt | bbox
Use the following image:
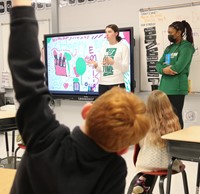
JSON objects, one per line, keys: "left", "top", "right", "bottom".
{"left": 88, "top": 24, "right": 129, "bottom": 96}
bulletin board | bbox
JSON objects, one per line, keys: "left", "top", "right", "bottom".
{"left": 139, "top": 3, "right": 200, "bottom": 93}
{"left": 1, "top": 19, "right": 50, "bottom": 87}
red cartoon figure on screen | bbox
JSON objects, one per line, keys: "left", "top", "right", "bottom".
{"left": 54, "top": 50, "right": 71, "bottom": 76}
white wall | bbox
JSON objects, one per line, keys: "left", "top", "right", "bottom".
{"left": 59, "top": 0, "right": 200, "bottom": 92}
{"left": 0, "top": 9, "right": 51, "bottom": 92}
{"left": 54, "top": 0, "right": 200, "bottom": 127}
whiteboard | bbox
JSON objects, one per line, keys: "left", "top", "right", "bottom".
{"left": 1, "top": 19, "right": 50, "bottom": 72}
{"left": 139, "top": 5, "right": 200, "bottom": 92}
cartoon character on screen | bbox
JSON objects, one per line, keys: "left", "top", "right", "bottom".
{"left": 74, "top": 57, "right": 88, "bottom": 92}
{"left": 54, "top": 50, "right": 67, "bottom": 76}
{"left": 53, "top": 49, "right": 96, "bottom": 92}
{"left": 85, "top": 54, "right": 99, "bottom": 92}
{"left": 54, "top": 50, "right": 75, "bottom": 77}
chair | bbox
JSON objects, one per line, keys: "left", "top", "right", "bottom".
{"left": 14, "top": 143, "right": 26, "bottom": 169}
{"left": 127, "top": 144, "right": 189, "bottom": 194}
{"left": 0, "top": 117, "right": 18, "bottom": 168}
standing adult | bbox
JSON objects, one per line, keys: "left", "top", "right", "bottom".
{"left": 156, "top": 20, "right": 195, "bottom": 128}
{"left": 88, "top": 24, "right": 130, "bottom": 96}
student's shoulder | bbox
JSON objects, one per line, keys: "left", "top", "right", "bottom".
{"left": 112, "top": 153, "right": 126, "bottom": 166}
{"left": 106, "top": 154, "right": 127, "bottom": 175}
{"left": 50, "top": 124, "right": 71, "bottom": 139}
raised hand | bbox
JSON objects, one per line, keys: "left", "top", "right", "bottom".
{"left": 103, "top": 56, "right": 114, "bottom": 65}
{"left": 12, "top": 0, "right": 31, "bottom": 7}
{"left": 86, "top": 60, "right": 98, "bottom": 68}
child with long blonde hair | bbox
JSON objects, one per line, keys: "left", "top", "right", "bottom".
{"left": 133, "top": 90, "right": 185, "bottom": 194}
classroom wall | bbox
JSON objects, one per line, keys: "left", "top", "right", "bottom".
{"left": 0, "top": 0, "right": 199, "bottom": 125}
{"left": 1, "top": 0, "right": 200, "bottom": 127}
{"left": 58, "top": 0, "right": 200, "bottom": 93}
{"left": 0, "top": 9, "right": 51, "bottom": 92}
{"left": 139, "top": 6, "right": 200, "bottom": 92}
{"left": 56, "top": 0, "right": 200, "bottom": 129}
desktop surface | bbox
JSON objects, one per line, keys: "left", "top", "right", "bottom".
{"left": 162, "top": 126, "right": 200, "bottom": 143}
{"left": 0, "top": 168, "right": 16, "bottom": 194}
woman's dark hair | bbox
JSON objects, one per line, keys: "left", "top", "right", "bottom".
{"left": 169, "top": 20, "right": 193, "bottom": 44}
{"left": 106, "top": 24, "right": 122, "bottom": 42}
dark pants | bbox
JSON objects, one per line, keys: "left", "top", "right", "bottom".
{"left": 167, "top": 95, "right": 185, "bottom": 129}
{"left": 98, "top": 83, "right": 125, "bottom": 96}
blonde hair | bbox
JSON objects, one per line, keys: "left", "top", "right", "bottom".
{"left": 146, "top": 90, "right": 181, "bottom": 147}
{"left": 85, "top": 87, "right": 150, "bottom": 152}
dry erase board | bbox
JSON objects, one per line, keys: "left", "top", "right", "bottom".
{"left": 1, "top": 19, "right": 50, "bottom": 72}
{"left": 139, "top": 5, "right": 200, "bottom": 93}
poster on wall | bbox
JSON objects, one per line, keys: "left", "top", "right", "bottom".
{"left": 6, "top": 0, "right": 11, "bottom": 12}
{"left": 87, "top": 0, "right": 96, "bottom": 2}
{"left": 37, "top": 2, "right": 45, "bottom": 9}
{"left": 68, "top": 0, "right": 76, "bottom": 5}
{"left": 0, "top": 1, "right": 5, "bottom": 14}
{"left": 139, "top": 5, "right": 200, "bottom": 92}
{"left": 45, "top": 2, "right": 51, "bottom": 8}
{"left": 77, "top": 0, "right": 86, "bottom": 4}
{"left": 1, "top": 19, "right": 50, "bottom": 77}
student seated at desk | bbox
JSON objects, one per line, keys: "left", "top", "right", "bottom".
{"left": 133, "top": 90, "right": 185, "bottom": 194}
{"left": 8, "top": 1, "right": 150, "bottom": 194}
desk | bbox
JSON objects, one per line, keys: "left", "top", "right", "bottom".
{"left": 0, "top": 168, "right": 16, "bottom": 194}
{"left": 0, "top": 107, "right": 16, "bottom": 119}
{"left": 0, "top": 106, "right": 17, "bottom": 168}
{"left": 162, "top": 126, "right": 200, "bottom": 194}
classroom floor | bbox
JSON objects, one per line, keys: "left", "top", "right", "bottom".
{"left": 0, "top": 132, "right": 198, "bottom": 194}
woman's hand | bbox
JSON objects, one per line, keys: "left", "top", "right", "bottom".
{"left": 103, "top": 56, "right": 114, "bottom": 65}
{"left": 87, "top": 60, "right": 98, "bottom": 68}
{"left": 163, "top": 66, "right": 177, "bottom": 75}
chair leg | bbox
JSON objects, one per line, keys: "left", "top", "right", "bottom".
{"left": 166, "top": 157, "right": 176, "bottom": 194}
{"left": 5, "top": 132, "right": 9, "bottom": 158}
{"left": 127, "top": 173, "right": 143, "bottom": 194}
{"left": 181, "top": 170, "right": 189, "bottom": 194}
{"left": 127, "top": 173, "right": 158, "bottom": 194}
{"left": 196, "top": 163, "right": 200, "bottom": 194}
{"left": 14, "top": 147, "right": 20, "bottom": 169}
{"left": 12, "top": 130, "right": 15, "bottom": 156}
{"left": 147, "top": 175, "right": 158, "bottom": 194}
{"left": 159, "top": 176, "right": 166, "bottom": 194}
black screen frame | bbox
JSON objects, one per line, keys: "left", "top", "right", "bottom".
{"left": 44, "top": 27, "right": 134, "bottom": 101}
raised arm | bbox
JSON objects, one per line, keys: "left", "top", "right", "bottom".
{"left": 9, "top": 0, "right": 60, "bottom": 149}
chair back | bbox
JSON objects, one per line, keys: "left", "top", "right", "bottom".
{"left": 133, "top": 144, "right": 140, "bottom": 166}
{"left": 129, "top": 144, "right": 189, "bottom": 194}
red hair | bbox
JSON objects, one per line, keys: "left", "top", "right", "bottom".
{"left": 85, "top": 87, "right": 150, "bottom": 152}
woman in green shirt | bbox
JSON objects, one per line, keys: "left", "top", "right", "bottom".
{"left": 156, "top": 20, "right": 195, "bottom": 128}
